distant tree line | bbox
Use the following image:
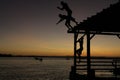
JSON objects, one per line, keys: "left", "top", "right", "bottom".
{"left": 0, "top": 53, "right": 13, "bottom": 57}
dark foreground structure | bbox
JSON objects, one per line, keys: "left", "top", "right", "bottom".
{"left": 57, "top": 1, "right": 120, "bottom": 80}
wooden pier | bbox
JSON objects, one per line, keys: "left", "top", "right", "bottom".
{"left": 70, "top": 57, "right": 120, "bottom": 80}
{"left": 57, "top": 1, "right": 120, "bottom": 80}
{"left": 67, "top": 1, "right": 120, "bottom": 80}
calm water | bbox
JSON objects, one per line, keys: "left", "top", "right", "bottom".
{"left": 0, "top": 57, "right": 120, "bottom": 80}
{"left": 0, "top": 57, "right": 73, "bottom": 80}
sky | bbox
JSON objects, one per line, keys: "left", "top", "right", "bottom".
{"left": 0, "top": 0, "right": 120, "bottom": 57}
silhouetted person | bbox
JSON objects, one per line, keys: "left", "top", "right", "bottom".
{"left": 57, "top": 1, "right": 72, "bottom": 17}
{"left": 76, "top": 35, "right": 85, "bottom": 62}
{"left": 56, "top": 14, "right": 78, "bottom": 30}
{"left": 57, "top": 1, "right": 78, "bottom": 29}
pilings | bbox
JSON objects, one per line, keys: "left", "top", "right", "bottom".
{"left": 86, "top": 31, "right": 91, "bottom": 79}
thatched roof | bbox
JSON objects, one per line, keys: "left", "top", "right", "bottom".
{"left": 69, "top": 1, "right": 120, "bottom": 35}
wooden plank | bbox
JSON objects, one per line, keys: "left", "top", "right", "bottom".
{"left": 76, "top": 68, "right": 115, "bottom": 70}
{"left": 77, "top": 60, "right": 120, "bottom": 63}
{"left": 76, "top": 64, "right": 114, "bottom": 66}
{"left": 68, "top": 30, "right": 120, "bottom": 35}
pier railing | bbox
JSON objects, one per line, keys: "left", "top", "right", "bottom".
{"left": 76, "top": 57, "right": 120, "bottom": 78}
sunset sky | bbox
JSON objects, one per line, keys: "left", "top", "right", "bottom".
{"left": 0, "top": 0, "right": 120, "bottom": 57}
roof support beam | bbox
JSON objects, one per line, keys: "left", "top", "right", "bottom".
{"left": 90, "top": 34, "right": 95, "bottom": 40}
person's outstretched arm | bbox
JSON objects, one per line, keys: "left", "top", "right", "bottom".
{"left": 57, "top": 6, "right": 64, "bottom": 10}
{"left": 56, "top": 18, "right": 64, "bottom": 25}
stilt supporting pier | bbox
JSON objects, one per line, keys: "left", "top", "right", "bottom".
{"left": 86, "top": 31, "right": 91, "bottom": 79}
{"left": 74, "top": 33, "right": 77, "bottom": 78}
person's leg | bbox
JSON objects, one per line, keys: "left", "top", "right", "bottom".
{"left": 65, "top": 20, "right": 73, "bottom": 30}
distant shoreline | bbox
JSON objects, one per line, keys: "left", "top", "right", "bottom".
{"left": 0, "top": 54, "right": 120, "bottom": 59}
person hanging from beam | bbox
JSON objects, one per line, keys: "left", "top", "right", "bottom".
{"left": 76, "top": 34, "right": 85, "bottom": 63}
{"left": 56, "top": 14, "right": 78, "bottom": 30}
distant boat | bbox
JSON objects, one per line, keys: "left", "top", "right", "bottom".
{"left": 39, "top": 58, "right": 43, "bottom": 62}
{"left": 34, "top": 57, "right": 43, "bottom": 62}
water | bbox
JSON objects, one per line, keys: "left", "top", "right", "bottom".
{"left": 0, "top": 57, "right": 73, "bottom": 80}
{"left": 0, "top": 57, "right": 120, "bottom": 80}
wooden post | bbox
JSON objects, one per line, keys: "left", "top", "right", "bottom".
{"left": 86, "top": 31, "right": 91, "bottom": 79}
{"left": 74, "top": 32, "right": 77, "bottom": 79}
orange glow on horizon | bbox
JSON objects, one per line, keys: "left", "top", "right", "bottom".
{"left": 1, "top": 48, "right": 120, "bottom": 57}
